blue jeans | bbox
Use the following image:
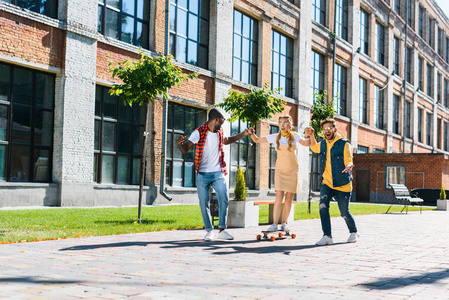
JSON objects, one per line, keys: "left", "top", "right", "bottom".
{"left": 319, "top": 184, "right": 357, "bottom": 237}
{"left": 196, "top": 171, "right": 228, "bottom": 231}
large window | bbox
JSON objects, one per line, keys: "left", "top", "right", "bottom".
{"left": 406, "top": 0, "right": 411, "bottom": 27}
{"left": 393, "top": 95, "right": 400, "bottom": 134}
{"left": 375, "top": 22, "right": 385, "bottom": 66}
{"left": 357, "top": 146, "right": 368, "bottom": 153}
{"left": 418, "top": 5, "right": 424, "bottom": 38}
{"left": 0, "top": 63, "right": 54, "bottom": 182}
{"left": 426, "top": 63, "right": 433, "bottom": 97}
{"left": 404, "top": 101, "right": 411, "bottom": 138}
{"left": 271, "top": 31, "right": 293, "bottom": 98}
{"left": 444, "top": 122, "right": 448, "bottom": 151}
{"left": 438, "top": 28, "right": 444, "bottom": 57}
{"left": 445, "top": 79, "right": 449, "bottom": 108}
{"left": 335, "top": 0, "right": 348, "bottom": 41}
{"left": 229, "top": 121, "right": 256, "bottom": 189}
{"left": 233, "top": 10, "right": 258, "bottom": 85}
{"left": 437, "top": 119, "right": 441, "bottom": 149}
{"left": 6, "top": 0, "right": 57, "bottom": 18}
{"left": 406, "top": 47, "right": 412, "bottom": 84}
{"left": 94, "top": 86, "right": 145, "bottom": 184}
{"left": 169, "top": 0, "right": 209, "bottom": 68}
{"left": 358, "top": 77, "right": 367, "bottom": 124}
{"left": 268, "top": 125, "right": 279, "bottom": 189}
{"left": 386, "top": 165, "right": 405, "bottom": 187}
{"left": 426, "top": 112, "right": 432, "bottom": 145}
{"left": 359, "top": 9, "right": 369, "bottom": 55}
{"left": 417, "top": 108, "right": 423, "bottom": 143}
{"left": 333, "top": 64, "right": 347, "bottom": 116}
{"left": 311, "top": 50, "right": 325, "bottom": 97}
{"left": 98, "top": 0, "right": 149, "bottom": 49}
{"left": 437, "top": 73, "right": 442, "bottom": 104}
{"left": 312, "top": 0, "right": 326, "bottom": 26}
{"left": 447, "top": 37, "right": 449, "bottom": 63}
{"left": 418, "top": 57, "right": 424, "bottom": 91}
{"left": 373, "top": 85, "right": 384, "bottom": 129}
{"left": 166, "top": 103, "right": 206, "bottom": 187}
{"left": 393, "top": 37, "right": 400, "bottom": 76}
{"left": 394, "top": 0, "right": 400, "bottom": 15}
{"left": 428, "top": 16, "right": 433, "bottom": 46}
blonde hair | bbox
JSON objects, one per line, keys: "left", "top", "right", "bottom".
{"left": 276, "top": 115, "right": 295, "bottom": 151}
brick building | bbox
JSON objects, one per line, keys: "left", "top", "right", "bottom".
{"left": 0, "top": 0, "right": 449, "bottom": 207}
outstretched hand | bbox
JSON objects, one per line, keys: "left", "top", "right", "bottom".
{"left": 304, "top": 127, "right": 314, "bottom": 137}
{"left": 245, "top": 127, "right": 255, "bottom": 135}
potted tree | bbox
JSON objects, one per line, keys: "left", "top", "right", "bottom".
{"left": 437, "top": 187, "right": 448, "bottom": 211}
{"left": 227, "top": 167, "right": 259, "bottom": 227}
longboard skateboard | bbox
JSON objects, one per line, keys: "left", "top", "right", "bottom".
{"left": 257, "top": 230, "right": 296, "bottom": 241}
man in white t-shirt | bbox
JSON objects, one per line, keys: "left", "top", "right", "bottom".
{"left": 177, "top": 109, "right": 252, "bottom": 241}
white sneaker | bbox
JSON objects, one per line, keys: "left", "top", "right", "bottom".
{"left": 347, "top": 232, "right": 359, "bottom": 243}
{"left": 266, "top": 224, "right": 278, "bottom": 232}
{"left": 217, "top": 230, "right": 234, "bottom": 240}
{"left": 316, "top": 235, "right": 334, "bottom": 246}
{"left": 281, "top": 223, "right": 290, "bottom": 232}
{"left": 204, "top": 231, "right": 215, "bottom": 241}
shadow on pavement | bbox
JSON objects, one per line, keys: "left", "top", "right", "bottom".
{"left": 0, "top": 277, "right": 84, "bottom": 284}
{"left": 59, "top": 239, "right": 345, "bottom": 255}
{"left": 360, "top": 268, "right": 449, "bottom": 289}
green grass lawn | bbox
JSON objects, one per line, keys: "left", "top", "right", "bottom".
{"left": 0, "top": 202, "right": 433, "bottom": 244}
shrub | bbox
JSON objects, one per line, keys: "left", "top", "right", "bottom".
{"left": 234, "top": 167, "right": 247, "bottom": 201}
{"left": 440, "top": 187, "right": 446, "bottom": 200}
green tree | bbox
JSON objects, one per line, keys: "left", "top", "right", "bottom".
{"left": 234, "top": 167, "right": 247, "bottom": 201}
{"left": 216, "top": 83, "right": 285, "bottom": 127}
{"left": 440, "top": 187, "right": 446, "bottom": 200}
{"left": 108, "top": 50, "right": 198, "bottom": 223}
{"left": 308, "top": 90, "right": 337, "bottom": 213}
{"left": 310, "top": 90, "right": 337, "bottom": 139}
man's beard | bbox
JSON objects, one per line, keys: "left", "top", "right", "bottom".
{"left": 214, "top": 124, "right": 221, "bottom": 132}
{"left": 325, "top": 132, "right": 335, "bottom": 140}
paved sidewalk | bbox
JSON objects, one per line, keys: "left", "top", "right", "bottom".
{"left": 1, "top": 210, "right": 449, "bottom": 299}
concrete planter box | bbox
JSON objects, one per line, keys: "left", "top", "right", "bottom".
{"left": 227, "top": 200, "right": 259, "bottom": 228}
{"left": 437, "top": 199, "right": 449, "bottom": 211}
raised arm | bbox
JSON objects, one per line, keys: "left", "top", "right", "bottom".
{"left": 298, "top": 127, "right": 313, "bottom": 146}
{"left": 224, "top": 127, "right": 252, "bottom": 145}
{"left": 248, "top": 127, "right": 268, "bottom": 144}
{"left": 177, "top": 135, "right": 194, "bottom": 153}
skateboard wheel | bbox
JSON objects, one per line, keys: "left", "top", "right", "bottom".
{"left": 278, "top": 232, "right": 283, "bottom": 238}
{"left": 291, "top": 234, "right": 296, "bottom": 239}
{"left": 256, "top": 235, "right": 261, "bottom": 240}
{"left": 270, "top": 236, "right": 276, "bottom": 241}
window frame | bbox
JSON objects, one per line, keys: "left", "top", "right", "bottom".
{"left": 169, "top": 0, "right": 209, "bottom": 69}
{"left": 393, "top": 37, "right": 400, "bottom": 76}
{"left": 385, "top": 165, "right": 406, "bottom": 189}
{"left": 0, "top": 62, "right": 55, "bottom": 183}
{"left": 312, "top": 0, "right": 326, "bottom": 26}
{"left": 358, "top": 77, "right": 368, "bottom": 124}
{"left": 165, "top": 102, "right": 206, "bottom": 188}
{"left": 393, "top": 94, "right": 400, "bottom": 134}
{"left": 7, "top": 0, "right": 58, "bottom": 19}
{"left": 359, "top": 9, "right": 370, "bottom": 55}
{"left": 373, "top": 85, "right": 384, "bottom": 129}
{"left": 426, "top": 112, "right": 432, "bottom": 146}
{"left": 404, "top": 101, "right": 411, "bottom": 138}
{"left": 311, "top": 50, "right": 325, "bottom": 97}
{"left": 375, "top": 21, "right": 385, "bottom": 66}
{"left": 426, "top": 63, "right": 433, "bottom": 97}
{"left": 417, "top": 108, "right": 423, "bottom": 143}
{"left": 335, "top": 0, "right": 348, "bottom": 41}
{"left": 98, "top": 0, "right": 150, "bottom": 49}
{"left": 333, "top": 64, "right": 347, "bottom": 116}
{"left": 271, "top": 30, "right": 294, "bottom": 98}
{"left": 94, "top": 85, "right": 145, "bottom": 185}
{"left": 232, "top": 10, "right": 258, "bottom": 86}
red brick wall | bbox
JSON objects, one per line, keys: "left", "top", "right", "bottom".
{"left": 96, "top": 43, "right": 140, "bottom": 82}
{"left": 0, "top": 11, "right": 64, "bottom": 68}
{"left": 353, "top": 153, "right": 447, "bottom": 202}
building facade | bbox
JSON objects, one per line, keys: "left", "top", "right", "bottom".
{"left": 0, "top": 0, "right": 448, "bottom": 207}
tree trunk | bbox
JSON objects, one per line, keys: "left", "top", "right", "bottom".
{"left": 137, "top": 101, "right": 151, "bottom": 223}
